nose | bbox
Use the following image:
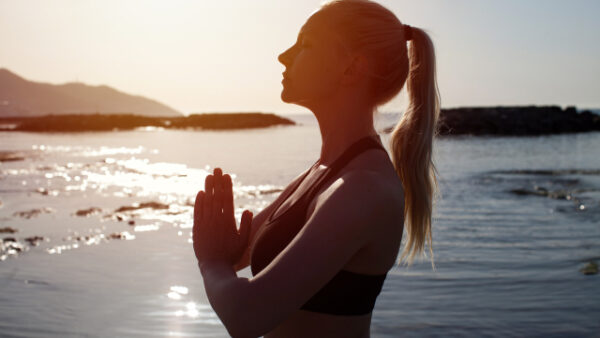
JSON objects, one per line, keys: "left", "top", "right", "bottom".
{"left": 278, "top": 46, "right": 294, "bottom": 66}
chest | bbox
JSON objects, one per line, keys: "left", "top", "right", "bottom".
{"left": 269, "top": 166, "right": 330, "bottom": 221}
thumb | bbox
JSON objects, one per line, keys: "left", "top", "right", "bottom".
{"left": 239, "top": 210, "right": 253, "bottom": 245}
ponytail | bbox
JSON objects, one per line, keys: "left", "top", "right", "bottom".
{"left": 389, "top": 27, "right": 440, "bottom": 267}
{"left": 317, "top": 0, "right": 440, "bottom": 267}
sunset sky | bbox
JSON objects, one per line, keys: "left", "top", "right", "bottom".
{"left": 1, "top": 0, "right": 599, "bottom": 115}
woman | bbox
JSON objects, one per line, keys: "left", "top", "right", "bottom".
{"left": 193, "top": 0, "right": 440, "bottom": 336}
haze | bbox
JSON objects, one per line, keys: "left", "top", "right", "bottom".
{"left": 1, "top": 0, "right": 599, "bottom": 114}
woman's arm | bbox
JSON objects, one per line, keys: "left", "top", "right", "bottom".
{"left": 199, "top": 170, "right": 397, "bottom": 337}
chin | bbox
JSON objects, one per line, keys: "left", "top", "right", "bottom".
{"left": 280, "top": 89, "right": 312, "bottom": 108}
{"left": 280, "top": 95, "right": 302, "bottom": 106}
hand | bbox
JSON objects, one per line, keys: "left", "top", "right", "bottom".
{"left": 193, "top": 168, "right": 253, "bottom": 268}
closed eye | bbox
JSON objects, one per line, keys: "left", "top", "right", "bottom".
{"left": 295, "top": 33, "right": 312, "bottom": 48}
{"left": 300, "top": 38, "right": 312, "bottom": 48}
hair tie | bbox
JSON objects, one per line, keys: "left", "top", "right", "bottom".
{"left": 404, "top": 24, "right": 413, "bottom": 41}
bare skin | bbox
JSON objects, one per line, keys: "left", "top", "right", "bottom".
{"left": 243, "top": 148, "right": 404, "bottom": 338}
{"left": 194, "top": 9, "right": 405, "bottom": 338}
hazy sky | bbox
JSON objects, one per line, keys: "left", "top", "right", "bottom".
{"left": 1, "top": 0, "right": 599, "bottom": 115}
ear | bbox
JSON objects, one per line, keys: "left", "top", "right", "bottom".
{"left": 340, "top": 54, "right": 369, "bottom": 86}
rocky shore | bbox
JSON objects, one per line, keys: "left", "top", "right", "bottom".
{"left": 0, "top": 112, "right": 295, "bottom": 132}
{"left": 437, "top": 106, "right": 600, "bottom": 136}
{"left": 384, "top": 106, "right": 600, "bottom": 136}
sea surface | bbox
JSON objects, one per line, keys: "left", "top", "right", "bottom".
{"left": 0, "top": 113, "right": 599, "bottom": 337}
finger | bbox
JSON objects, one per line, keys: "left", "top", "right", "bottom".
{"left": 204, "top": 174, "right": 214, "bottom": 223}
{"left": 213, "top": 168, "right": 223, "bottom": 216}
{"left": 222, "top": 174, "right": 235, "bottom": 222}
{"left": 193, "top": 190, "right": 205, "bottom": 228}
{"left": 239, "top": 210, "right": 253, "bottom": 245}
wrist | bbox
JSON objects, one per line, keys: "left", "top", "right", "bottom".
{"left": 198, "top": 258, "right": 229, "bottom": 272}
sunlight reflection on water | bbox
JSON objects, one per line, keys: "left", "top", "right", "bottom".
{"left": 1, "top": 122, "right": 599, "bottom": 336}
{"left": 163, "top": 286, "right": 221, "bottom": 325}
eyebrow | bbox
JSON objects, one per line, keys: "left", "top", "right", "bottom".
{"left": 297, "top": 31, "right": 316, "bottom": 42}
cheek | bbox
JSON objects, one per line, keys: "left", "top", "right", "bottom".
{"left": 295, "top": 56, "right": 341, "bottom": 95}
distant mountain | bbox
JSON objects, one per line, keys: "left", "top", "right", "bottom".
{"left": 0, "top": 68, "right": 181, "bottom": 117}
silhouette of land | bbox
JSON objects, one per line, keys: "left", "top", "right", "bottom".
{"left": 385, "top": 106, "right": 600, "bottom": 136}
{"left": 0, "top": 68, "right": 181, "bottom": 117}
{"left": 2, "top": 68, "right": 598, "bottom": 135}
{"left": 0, "top": 68, "right": 294, "bottom": 131}
{"left": 0, "top": 113, "right": 295, "bottom": 132}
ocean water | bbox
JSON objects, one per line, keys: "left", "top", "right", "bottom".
{"left": 0, "top": 113, "right": 599, "bottom": 337}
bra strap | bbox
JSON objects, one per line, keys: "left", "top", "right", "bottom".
{"left": 301, "top": 135, "right": 387, "bottom": 206}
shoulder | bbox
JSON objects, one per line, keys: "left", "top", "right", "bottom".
{"left": 329, "top": 166, "right": 403, "bottom": 203}
{"left": 342, "top": 143, "right": 404, "bottom": 202}
{"left": 329, "top": 169, "right": 398, "bottom": 200}
{"left": 311, "top": 169, "right": 404, "bottom": 231}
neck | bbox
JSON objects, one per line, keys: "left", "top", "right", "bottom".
{"left": 312, "top": 102, "right": 377, "bottom": 166}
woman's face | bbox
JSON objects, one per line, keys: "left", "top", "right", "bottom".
{"left": 278, "top": 13, "right": 350, "bottom": 108}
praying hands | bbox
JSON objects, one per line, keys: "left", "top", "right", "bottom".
{"left": 193, "top": 168, "right": 253, "bottom": 268}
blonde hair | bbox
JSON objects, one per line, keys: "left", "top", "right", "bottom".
{"left": 319, "top": 0, "right": 441, "bottom": 266}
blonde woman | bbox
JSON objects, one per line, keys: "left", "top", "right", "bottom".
{"left": 193, "top": 0, "right": 440, "bottom": 336}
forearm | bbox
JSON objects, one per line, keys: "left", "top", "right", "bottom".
{"left": 199, "top": 260, "right": 255, "bottom": 337}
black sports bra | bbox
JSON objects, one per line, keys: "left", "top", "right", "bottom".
{"left": 250, "top": 135, "right": 390, "bottom": 316}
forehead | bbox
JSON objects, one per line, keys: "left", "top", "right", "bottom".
{"left": 298, "top": 12, "right": 336, "bottom": 39}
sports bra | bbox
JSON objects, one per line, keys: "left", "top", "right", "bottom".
{"left": 250, "top": 135, "right": 390, "bottom": 316}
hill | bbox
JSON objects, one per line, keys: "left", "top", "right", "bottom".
{"left": 0, "top": 68, "right": 181, "bottom": 117}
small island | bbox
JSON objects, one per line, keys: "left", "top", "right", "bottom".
{"left": 0, "top": 113, "right": 296, "bottom": 132}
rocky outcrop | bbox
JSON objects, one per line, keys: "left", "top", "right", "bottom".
{"left": 0, "top": 112, "right": 295, "bottom": 132}
{"left": 169, "top": 113, "right": 296, "bottom": 130}
{"left": 384, "top": 106, "right": 600, "bottom": 136}
{"left": 580, "top": 261, "right": 598, "bottom": 275}
{"left": 12, "top": 207, "right": 55, "bottom": 219}
{"left": 0, "top": 151, "right": 26, "bottom": 162}
{"left": 437, "top": 106, "right": 600, "bottom": 136}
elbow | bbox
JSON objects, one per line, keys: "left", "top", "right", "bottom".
{"left": 225, "top": 326, "right": 262, "bottom": 338}
{"left": 222, "top": 313, "right": 271, "bottom": 338}
{"left": 220, "top": 308, "right": 251, "bottom": 338}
